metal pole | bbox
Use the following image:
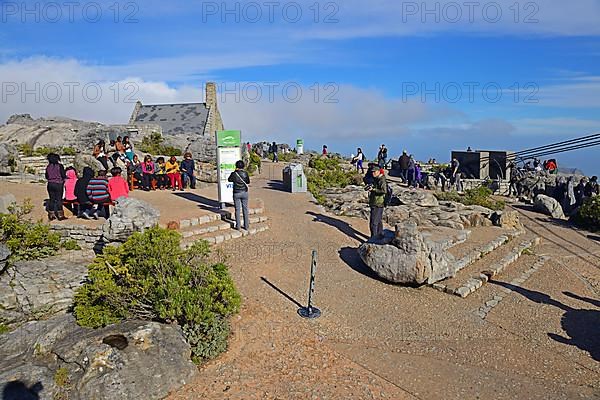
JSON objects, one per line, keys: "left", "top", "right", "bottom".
{"left": 298, "top": 250, "right": 321, "bottom": 319}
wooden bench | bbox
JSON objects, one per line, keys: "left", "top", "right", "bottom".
{"left": 63, "top": 199, "right": 115, "bottom": 216}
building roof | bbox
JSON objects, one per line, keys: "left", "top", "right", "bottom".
{"left": 132, "top": 103, "right": 209, "bottom": 136}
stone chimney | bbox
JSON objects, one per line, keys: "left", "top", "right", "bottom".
{"left": 204, "top": 82, "right": 224, "bottom": 136}
{"left": 205, "top": 82, "right": 217, "bottom": 111}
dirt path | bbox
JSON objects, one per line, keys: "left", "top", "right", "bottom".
{"left": 168, "top": 163, "right": 599, "bottom": 399}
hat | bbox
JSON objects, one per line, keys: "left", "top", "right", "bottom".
{"left": 370, "top": 165, "right": 380, "bottom": 172}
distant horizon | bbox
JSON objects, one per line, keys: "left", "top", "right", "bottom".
{"left": 1, "top": 1, "right": 599, "bottom": 175}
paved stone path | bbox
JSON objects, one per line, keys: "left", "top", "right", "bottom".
{"left": 168, "top": 162, "right": 600, "bottom": 400}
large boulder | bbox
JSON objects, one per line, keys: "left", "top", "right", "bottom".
{"left": 0, "top": 315, "right": 198, "bottom": 400}
{"left": 0, "top": 143, "right": 18, "bottom": 174}
{"left": 73, "top": 154, "right": 105, "bottom": 174}
{"left": 0, "top": 193, "right": 17, "bottom": 214}
{"left": 534, "top": 194, "right": 565, "bottom": 219}
{"left": 358, "top": 223, "right": 462, "bottom": 285}
{"left": 0, "top": 251, "right": 93, "bottom": 325}
{"left": 102, "top": 198, "right": 160, "bottom": 243}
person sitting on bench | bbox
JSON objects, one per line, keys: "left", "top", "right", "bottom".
{"left": 83, "top": 170, "right": 111, "bottom": 219}
{"left": 74, "top": 167, "right": 94, "bottom": 217}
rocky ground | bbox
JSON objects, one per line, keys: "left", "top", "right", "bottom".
{"left": 1, "top": 161, "right": 598, "bottom": 399}
{"left": 168, "top": 161, "right": 599, "bottom": 399}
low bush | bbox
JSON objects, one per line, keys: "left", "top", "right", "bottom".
{"left": 435, "top": 186, "right": 505, "bottom": 211}
{"left": 139, "top": 133, "right": 182, "bottom": 156}
{"left": 307, "top": 156, "right": 363, "bottom": 204}
{"left": 73, "top": 228, "right": 241, "bottom": 363}
{"left": 574, "top": 196, "right": 600, "bottom": 231}
{"left": 268, "top": 151, "right": 297, "bottom": 163}
{"left": 247, "top": 151, "right": 261, "bottom": 175}
{"left": 0, "top": 200, "right": 62, "bottom": 261}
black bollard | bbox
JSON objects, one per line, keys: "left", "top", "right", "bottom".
{"left": 298, "top": 250, "right": 321, "bottom": 319}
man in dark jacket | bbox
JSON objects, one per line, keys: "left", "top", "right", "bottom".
{"left": 398, "top": 150, "right": 410, "bottom": 183}
{"left": 367, "top": 165, "right": 387, "bottom": 239}
{"left": 228, "top": 160, "right": 250, "bottom": 230}
{"left": 181, "top": 152, "right": 196, "bottom": 189}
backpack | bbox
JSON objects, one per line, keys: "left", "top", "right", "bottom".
{"left": 384, "top": 183, "right": 393, "bottom": 207}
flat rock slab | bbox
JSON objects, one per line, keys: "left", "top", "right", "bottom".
{"left": 0, "top": 251, "right": 94, "bottom": 325}
{"left": 0, "top": 314, "right": 197, "bottom": 400}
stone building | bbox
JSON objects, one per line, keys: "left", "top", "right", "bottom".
{"left": 128, "top": 83, "right": 224, "bottom": 162}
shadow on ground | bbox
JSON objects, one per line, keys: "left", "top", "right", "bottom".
{"left": 2, "top": 381, "right": 43, "bottom": 400}
{"left": 260, "top": 277, "right": 303, "bottom": 309}
{"left": 265, "top": 180, "right": 287, "bottom": 192}
{"left": 306, "top": 211, "right": 369, "bottom": 243}
{"left": 172, "top": 192, "right": 222, "bottom": 212}
{"left": 491, "top": 281, "right": 600, "bottom": 362}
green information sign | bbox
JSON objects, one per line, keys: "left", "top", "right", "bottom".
{"left": 216, "top": 130, "right": 242, "bottom": 148}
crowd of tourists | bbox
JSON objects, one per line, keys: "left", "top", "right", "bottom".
{"left": 92, "top": 137, "right": 197, "bottom": 191}
{"left": 46, "top": 153, "right": 129, "bottom": 220}
{"left": 44, "top": 136, "right": 199, "bottom": 221}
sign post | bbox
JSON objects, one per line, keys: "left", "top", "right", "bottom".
{"left": 298, "top": 250, "right": 321, "bottom": 319}
{"left": 216, "top": 130, "right": 242, "bottom": 209}
{"left": 296, "top": 139, "right": 304, "bottom": 154}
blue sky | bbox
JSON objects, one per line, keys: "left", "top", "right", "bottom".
{"left": 1, "top": 0, "right": 600, "bottom": 174}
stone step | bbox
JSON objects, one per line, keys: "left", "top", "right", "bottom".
{"left": 177, "top": 205, "right": 265, "bottom": 229}
{"left": 180, "top": 223, "right": 270, "bottom": 248}
{"left": 179, "top": 215, "right": 269, "bottom": 238}
{"left": 432, "top": 233, "right": 540, "bottom": 298}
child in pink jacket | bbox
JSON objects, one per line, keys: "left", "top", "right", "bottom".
{"left": 108, "top": 167, "right": 129, "bottom": 201}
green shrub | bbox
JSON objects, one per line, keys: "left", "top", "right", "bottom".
{"left": 0, "top": 200, "right": 62, "bottom": 261}
{"left": 61, "top": 147, "right": 78, "bottom": 156}
{"left": 139, "top": 133, "right": 182, "bottom": 156}
{"left": 73, "top": 228, "right": 241, "bottom": 363}
{"left": 34, "top": 146, "right": 56, "bottom": 157}
{"left": 574, "top": 196, "right": 600, "bottom": 231}
{"left": 435, "top": 186, "right": 505, "bottom": 211}
{"left": 247, "top": 151, "right": 261, "bottom": 175}
{"left": 25, "top": 166, "right": 37, "bottom": 175}
{"left": 268, "top": 151, "right": 297, "bottom": 163}
{"left": 306, "top": 156, "right": 363, "bottom": 204}
{"left": 0, "top": 323, "right": 9, "bottom": 335}
{"left": 18, "top": 143, "right": 34, "bottom": 157}
{"left": 61, "top": 239, "right": 81, "bottom": 251}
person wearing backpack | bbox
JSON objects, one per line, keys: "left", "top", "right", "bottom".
{"left": 366, "top": 165, "right": 388, "bottom": 240}
{"left": 228, "top": 160, "right": 251, "bottom": 231}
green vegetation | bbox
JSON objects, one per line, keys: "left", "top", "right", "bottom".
{"left": 61, "top": 239, "right": 81, "bottom": 251}
{"left": 53, "top": 367, "right": 72, "bottom": 400}
{"left": 247, "top": 151, "right": 261, "bottom": 175}
{"left": 73, "top": 228, "right": 241, "bottom": 363}
{"left": 139, "top": 133, "right": 182, "bottom": 156}
{"left": 307, "top": 156, "right": 363, "bottom": 204}
{"left": 268, "top": 151, "right": 297, "bottom": 163}
{"left": 0, "top": 200, "right": 62, "bottom": 261}
{"left": 574, "top": 196, "right": 600, "bottom": 232}
{"left": 54, "top": 367, "right": 70, "bottom": 387}
{"left": 435, "top": 187, "right": 505, "bottom": 211}
{"left": 0, "top": 323, "right": 10, "bottom": 335}
{"left": 17, "top": 144, "right": 78, "bottom": 158}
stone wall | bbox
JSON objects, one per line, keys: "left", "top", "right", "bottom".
{"left": 16, "top": 155, "right": 76, "bottom": 175}
{"left": 50, "top": 224, "right": 103, "bottom": 250}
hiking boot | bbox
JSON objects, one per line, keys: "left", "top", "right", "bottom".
{"left": 57, "top": 210, "right": 68, "bottom": 221}
{"left": 47, "top": 211, "right": 56, "bottom": 221}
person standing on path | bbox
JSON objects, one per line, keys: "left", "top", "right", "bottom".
{"left": 271, "top": 142, "right": 279, "bottom": 163}
{"left": 398, "top": 150, "right": 410, "bottom": 184}
{"left": 228, "top": 160, "right": 250, "bottom": 231}
{"left": 45, "top": 153, "right": 67, "bottom": 221}
{"left": 366, "top": 165, "right": 388, "bottom": 240}
{"left": 377, "top": 144, "right": 388, "bottom": 169}
{"left": 354, "top": 148, "right": 365, "bottom": 173}
{"left": 451, "top": 158, "right": 462, "bottom": 192}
